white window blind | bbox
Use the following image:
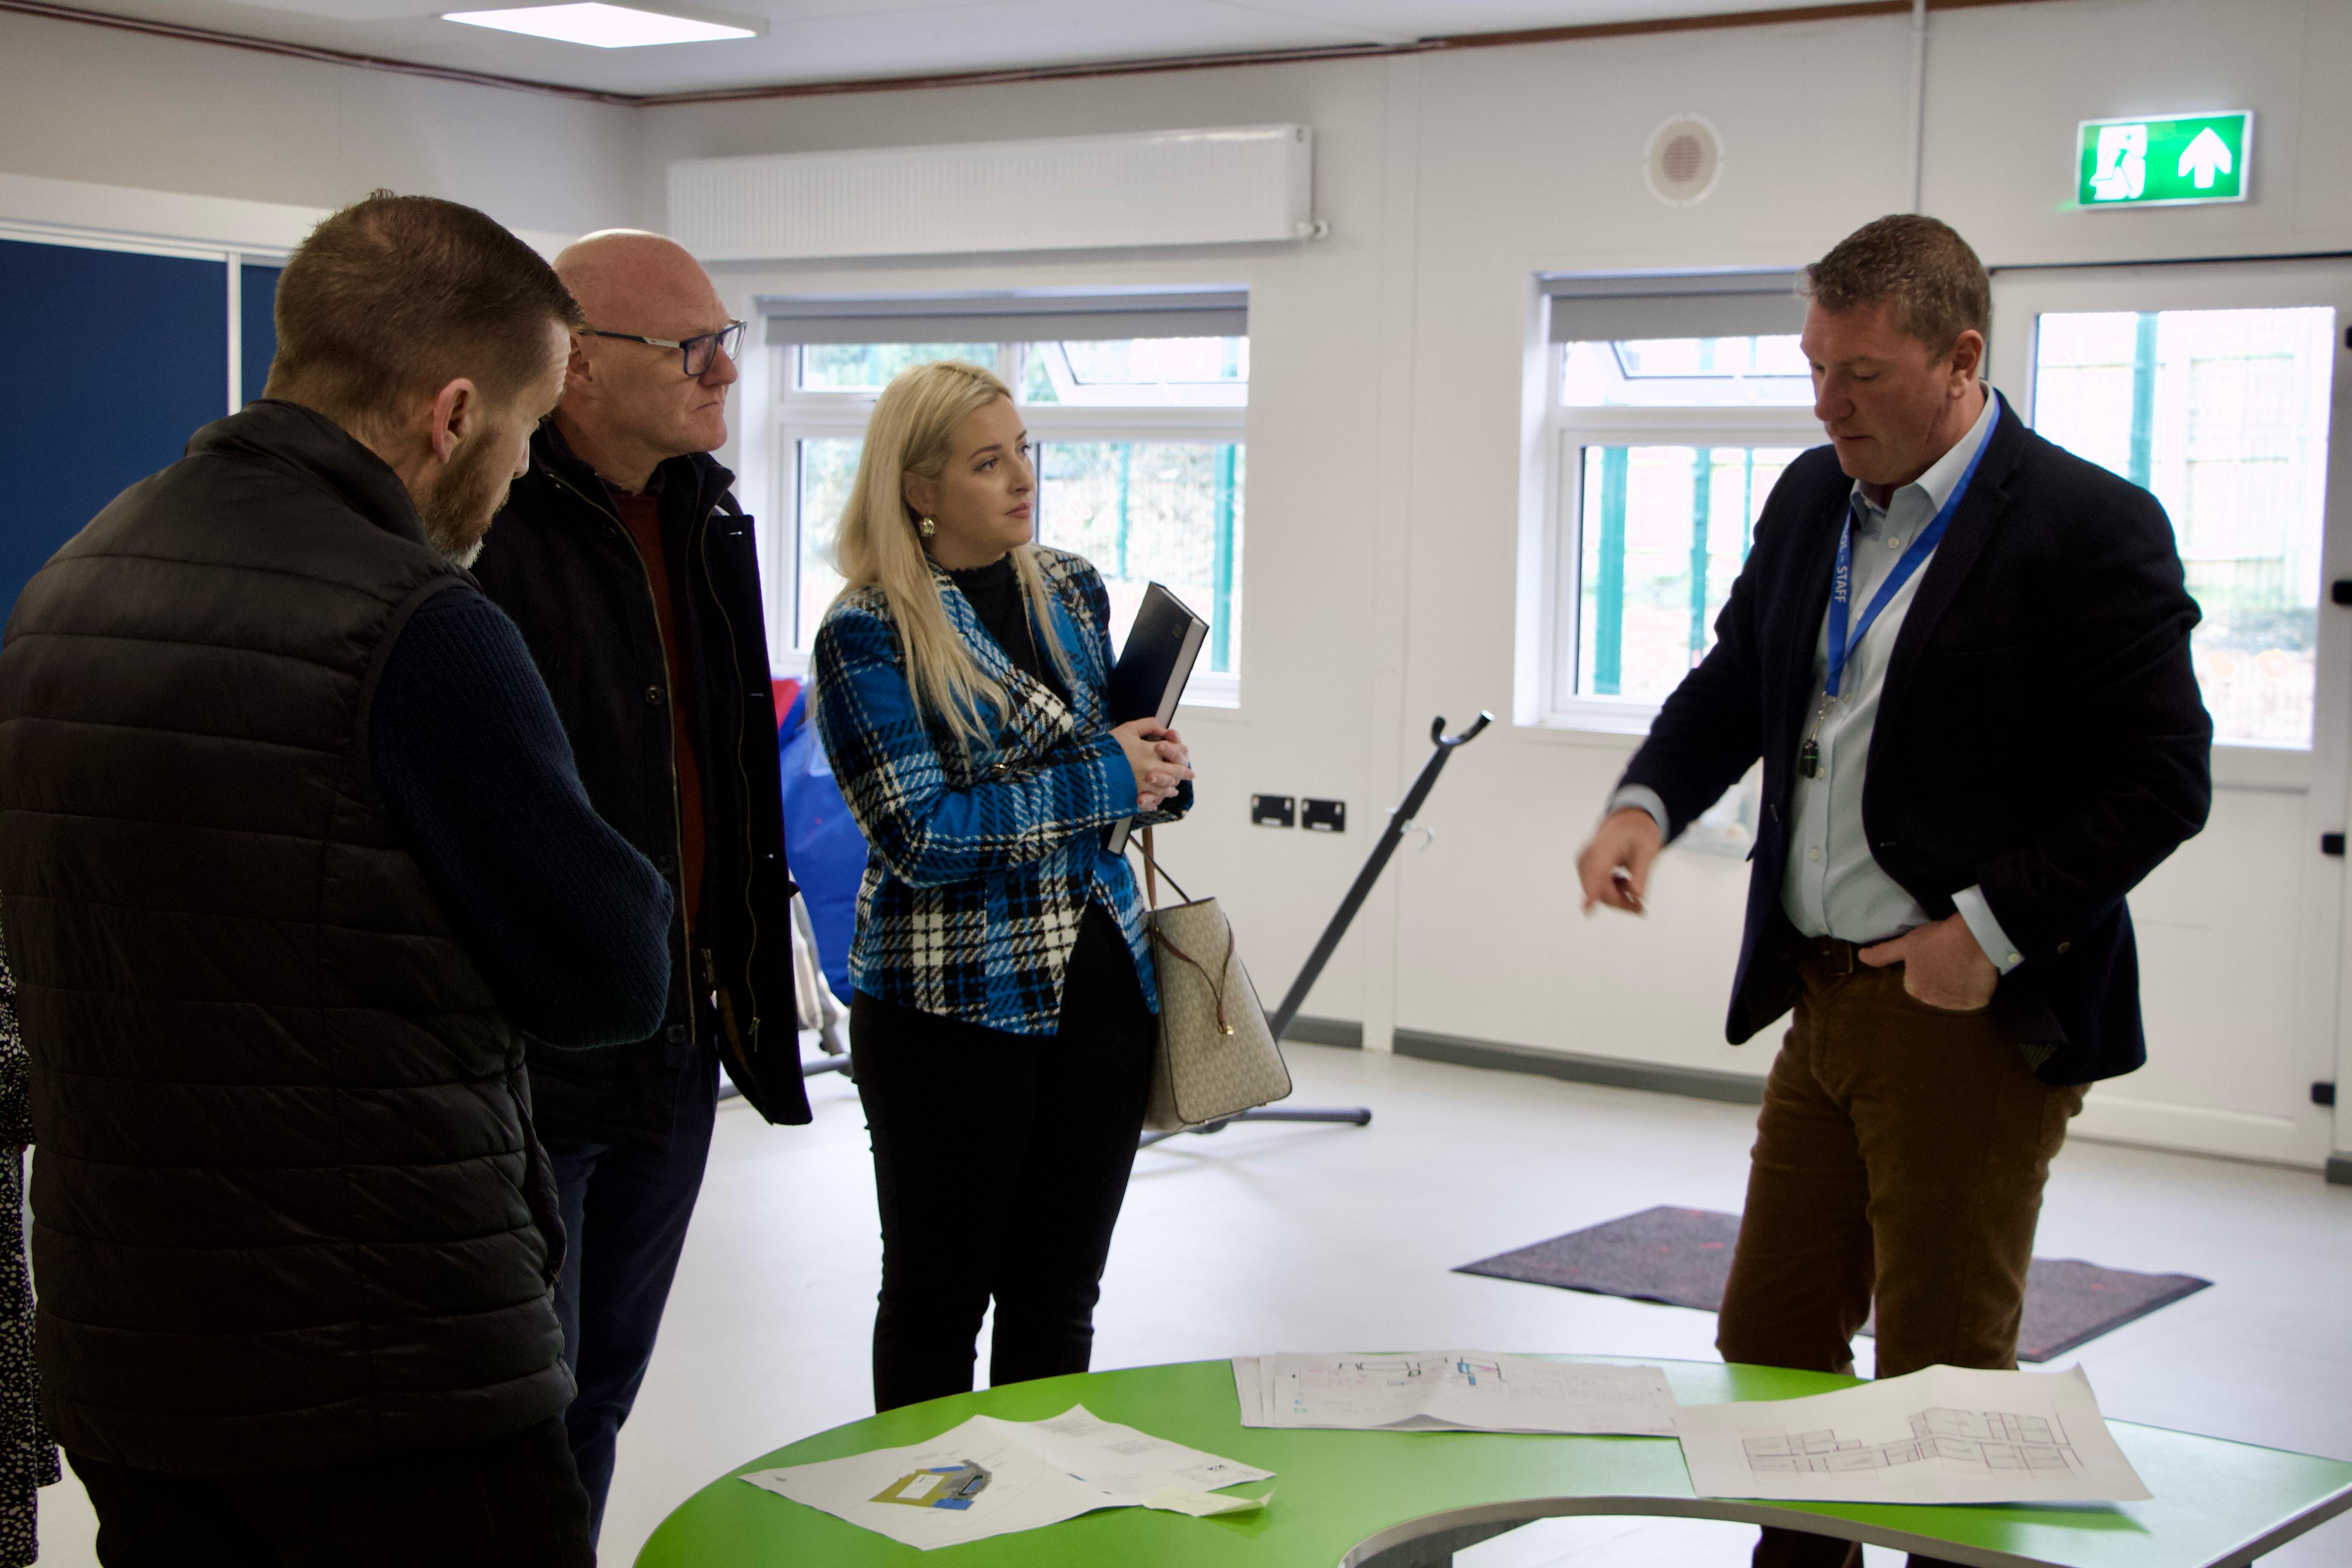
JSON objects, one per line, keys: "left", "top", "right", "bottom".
{"left": 1545, "top": 271, "right": 1804, "bottom": 343}
{"left": 763, "top": 289, "right": 1247, "bottom": 346}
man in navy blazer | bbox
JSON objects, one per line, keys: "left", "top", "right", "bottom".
{"left": 1577, "top": 216, "right": 2211, "bottom": 1568}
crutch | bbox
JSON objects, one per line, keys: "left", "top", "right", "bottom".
{"left": 791, "top": 892, "right": 853, "bottom": 1077}
{"left": 721, "top": 893, "right": 850, "bottom": 1103}
{"left": 1139, "top": 712, "right": 1493, "bottom": 1149}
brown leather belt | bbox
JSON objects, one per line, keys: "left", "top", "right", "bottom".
{"left": 1800, "top": 935, "right": 1895, "bottom": 976}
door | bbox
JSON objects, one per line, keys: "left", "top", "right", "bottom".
{"left": 1989, "top": 260, "right": 2352, "bottom": 1169}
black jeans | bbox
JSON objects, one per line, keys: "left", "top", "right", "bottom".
{"left": 67, "top": 1417, "right": 592, "bottom": 1568}
{"left": 852, "top": 903, "right": 1157, "bottom": 1413}
{"left": 544, "top": 1045, "right": 719, "bottom": 1541}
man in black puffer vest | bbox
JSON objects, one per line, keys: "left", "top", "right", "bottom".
{"left": 0, "top": 196, "right": 673, "bottom": 1567}
{"left": 473, "top": 229, "right": 807, "bottom": 1540}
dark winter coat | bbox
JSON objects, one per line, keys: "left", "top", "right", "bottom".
{"left": 1619, "top": 393, "right": 2212, "bottom": 1087}
{"left": 473, "top": 426, "right": 808, "bottom": 1137}
{"left": 0, "top": 402, "right": 628, "bottom": 1472}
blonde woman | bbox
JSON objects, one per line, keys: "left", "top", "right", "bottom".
{"left": 813, "top": 360, "right": 1194, "bottom": 1412}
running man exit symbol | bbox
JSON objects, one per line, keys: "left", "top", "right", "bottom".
{"left": 2089, "top": 124, "right": 2146, "bottom": 202}
{"left": 2077, "top": 113, "right": 2251, "bottom": 208}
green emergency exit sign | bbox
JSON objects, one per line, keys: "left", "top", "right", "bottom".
{"left": 2077, "top": 112, "right": 2252, "bottom": 209}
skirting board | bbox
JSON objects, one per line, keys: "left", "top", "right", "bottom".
{"left": 1282, "top": 1015, "right": 1363, "bottom": 1049}
{"left": 1392, "top": 1029, "right": 1765, "bottom": 1106}
{"left": 1383, "top": 1027, "right": 2333, "bottom": 1172}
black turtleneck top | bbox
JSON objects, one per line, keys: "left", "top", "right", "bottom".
{"left": 948, "top": 553, "right": 1068, "bottom": 703}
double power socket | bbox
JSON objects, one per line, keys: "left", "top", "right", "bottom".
{"left": 1250, "top": 794, "right": 1346, "bottom": 833}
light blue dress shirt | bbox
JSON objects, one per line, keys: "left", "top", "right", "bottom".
{"left": 1613, "top": 390, "right": 2024, "bottom": 973}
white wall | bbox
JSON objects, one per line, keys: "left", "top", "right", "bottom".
{"left": 644, "top": 0, "right": 2352, "bottom": 1165}
{"left": 0, "top": 8, "right": 647, "bottom": 244}
{"left": 1375, "top": 0, "right": 2352, "bottom": 1165}
{"left": 1391, "top": 11, "right": 1923, "bottom": 1081}
{"left": 4, "top": 0, "right": 2347, "bottom": 1162}
{"left": 638, "top": 55, "right": 1419, "bottom": 1048}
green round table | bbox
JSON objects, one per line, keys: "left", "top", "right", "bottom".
{"left": 633, "top": 1357, "right": 2352, "bottom": 1568}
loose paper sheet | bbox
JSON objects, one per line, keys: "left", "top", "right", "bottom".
{"left": 1232, "top": 1352, "right": 1678, "bottom": 1436}
{"left": 1674, "top": 1364, "right": 2152, "bottom": 1505}
{"left": 1142, "top": 1486, "right": 1272, "bottom": 1517}
{"left": 738, "top": 1405, "right": 1275, "bottom": 1550}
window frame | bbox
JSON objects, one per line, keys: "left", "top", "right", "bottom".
{"left": 760, "top": 339, "right": 1249, "bottom": 708}
{"left": 1989, "top": 260, "right": 2352, "bottom": 790}
{"left": 1529, "top": 338, "right": 1823, "bottom": 735}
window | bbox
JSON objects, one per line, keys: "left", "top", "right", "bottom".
{"left": 1573, "top": 442, "right": 1805, "bottom": 699}
{"left": 1527, "top": 272, "right": 1822, "bottom": 732}
{"left": 2030, "top": 306, "right": 2336, "bottom": 748}
{"left": 761, "top": 294, "right": 1247, "bottom": 705}
{"left": 1560, "top": 335, "right": 1813, "bottom": 408}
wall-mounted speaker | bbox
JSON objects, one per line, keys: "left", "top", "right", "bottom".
{"left": 1645, "top": 113, "right": 1724, "bottom": 208}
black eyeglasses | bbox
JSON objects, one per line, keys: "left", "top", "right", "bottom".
{"left": 583, "top": 320, "right": 746, "bottom": 378}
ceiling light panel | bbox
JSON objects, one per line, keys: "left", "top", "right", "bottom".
{"left": 441, "top": 2, "right": 762, "bottom": 47}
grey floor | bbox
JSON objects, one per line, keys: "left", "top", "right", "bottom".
{"left": 34, "top": 1042, "right": 2352, "bottom": 1566}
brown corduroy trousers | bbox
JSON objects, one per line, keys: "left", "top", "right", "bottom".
{"left": 1715, "top": 940, "right": 2086, "bottom": 1568}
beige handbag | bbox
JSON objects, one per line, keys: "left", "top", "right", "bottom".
{"left": 1135, "top": 829, "right": 1293, "bottom": 1132}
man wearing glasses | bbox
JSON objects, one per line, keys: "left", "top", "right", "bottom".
{"left": 472, "top": 228, "right": 810, "bottom": 1541}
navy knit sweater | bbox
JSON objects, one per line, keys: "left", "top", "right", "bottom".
{"left": 370, "top": 583, "right": 673, "bottom": 1047}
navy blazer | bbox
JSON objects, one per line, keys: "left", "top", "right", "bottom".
{"left": 1618, "top": 391, "right": 2212, "bottom": 1087}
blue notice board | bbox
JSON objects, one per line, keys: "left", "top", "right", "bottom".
{"left": 0, "top": 238, "right": 227, "bottom": 621}
{"left": 241, "top": 261, "right": 281, "bottom": 403}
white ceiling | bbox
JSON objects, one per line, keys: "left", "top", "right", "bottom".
{"left": 63, "top": 0, "right": 1889, "bottom": 98}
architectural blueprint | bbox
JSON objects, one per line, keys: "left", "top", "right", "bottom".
{"left": 740, "top": 1405, "right": 1274, "bottom": 1549}
{"left": 1233, "top": 1352, "right": 1679, "bottom": 1435}
{"left": 1675, "top": 1364, "right": 2152, "bottom": 1505}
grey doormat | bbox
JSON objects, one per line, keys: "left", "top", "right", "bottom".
{"left": 1456, "top": 1205, "right": 2212, "bottom": 1363}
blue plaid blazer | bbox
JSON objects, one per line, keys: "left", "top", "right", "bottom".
{"left": 812, "top": 548, "right": 1186, "bottom": 1035}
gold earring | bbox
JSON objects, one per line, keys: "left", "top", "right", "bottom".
{"left": 919, "top": 516, "right": 937, "bottom": 539}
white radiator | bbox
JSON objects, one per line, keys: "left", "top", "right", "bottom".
{"left": 668, "top": 124, "right": 1315, "bottom": 262}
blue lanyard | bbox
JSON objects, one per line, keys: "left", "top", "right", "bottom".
{"left": 1824, "top": 402, "right": 1999, "bottom": 699}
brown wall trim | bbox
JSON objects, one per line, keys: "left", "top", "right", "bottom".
{"left": 635, "top": 0, "right": 2076, "bottom": 108}
{"left": 1413, "top": 0, "right": 1910, "bottom": 54}
{"left": 1, "top": 0, "right": 2074, "bottom": 111}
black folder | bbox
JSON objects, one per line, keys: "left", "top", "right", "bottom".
{"left": 1103, "top": 583, "right": 1209, "bottom": 854}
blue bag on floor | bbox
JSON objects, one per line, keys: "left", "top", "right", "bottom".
{"left": 777, "top": 687, "right": 865, "bottom": 1004}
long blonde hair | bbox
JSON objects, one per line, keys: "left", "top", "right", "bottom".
{"left": 827, "top": 360, "right": 1075, "bottom": 746}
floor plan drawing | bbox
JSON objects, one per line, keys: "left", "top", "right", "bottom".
{"left": 1744, "top": 1408, "right": 2081, "bottom": 1476}
{"left": 1237, "top": 1352, "right": 1680, "bottom": 1435}
{"left": 1675, "top": 1364, "right": 2151, "bottom": 1505}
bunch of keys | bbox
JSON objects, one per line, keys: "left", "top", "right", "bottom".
{"left": 1798, "top": 697, "right": 1835, "bottom": 779}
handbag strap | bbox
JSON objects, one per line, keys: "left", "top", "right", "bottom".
{"left": 1130, "top": 828, "right": 1231, "bottom": 1035}
{"left": 1147, "top": 919, "right": 1238, "bottom": 1037}
{"left": 1132, "top": 827, "right": 1197, "bottom": 907}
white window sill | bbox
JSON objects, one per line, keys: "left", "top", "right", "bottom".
{"left": 2212, "top": 742, "right": 2313, "bottom": 792}
{"left": 1180, "top": 671, "right": 1240, "bottom": 711}
{"left": 774, "top": 651, "right": 1240, "bottom": 714}
{"left": 1526, "top": 699, "right": 1661, "bottom": 739}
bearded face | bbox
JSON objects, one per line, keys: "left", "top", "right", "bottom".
{"left": 407, "top": 322, "right": 569, "bottom": 567}
{"left": 416, "top": 413, "right": 526, "bottom": 569}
